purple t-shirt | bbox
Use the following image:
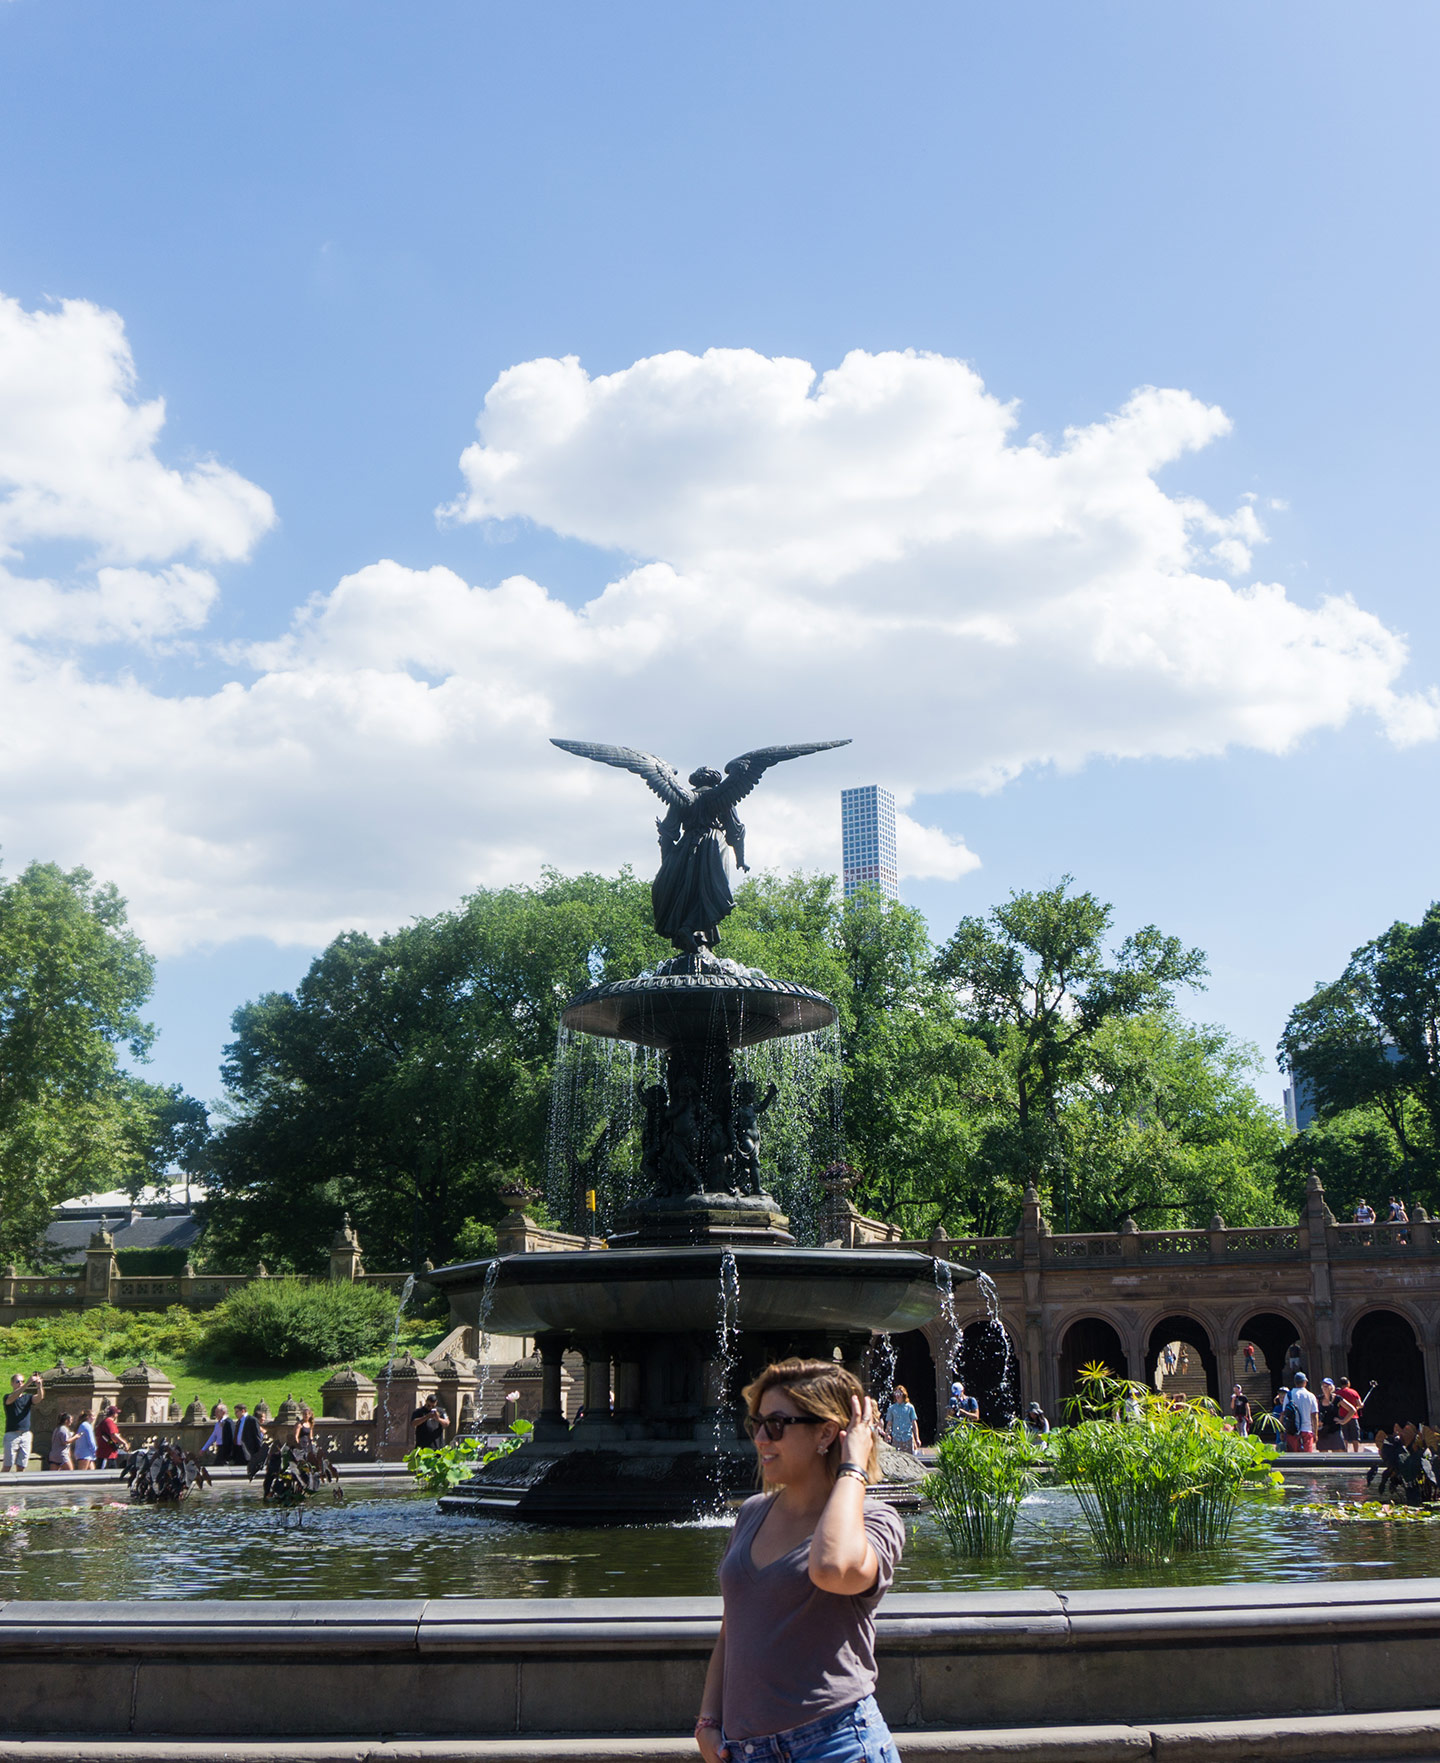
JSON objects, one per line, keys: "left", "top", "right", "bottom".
{"left": 718, "top": 1492, "right": 905, "bottom": 1741}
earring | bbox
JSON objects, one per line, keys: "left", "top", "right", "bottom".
{"left": 817, "top": 1442, "right": 828, "bottom": 1454}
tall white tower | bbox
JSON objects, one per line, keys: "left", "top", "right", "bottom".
{"left": 841, "top": 785, "right": 899, "bottom": 900}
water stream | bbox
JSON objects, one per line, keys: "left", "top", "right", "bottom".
{"left": 376, "top": 1273, "right": 417, "bottom": 1455}
{"left": 468, "top": 1258, "right": 505, "bottom": 1435}
{"left": 710, "top": 1248, "right": 742, "bottom": 1507}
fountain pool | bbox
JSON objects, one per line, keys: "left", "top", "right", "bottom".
{"left": 1, "top": 1470, "right": 1433, "bottom": 1601}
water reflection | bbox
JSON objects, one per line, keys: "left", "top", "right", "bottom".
{"left": 0, "top": 1472, "right": 1431, "bottom": 1601}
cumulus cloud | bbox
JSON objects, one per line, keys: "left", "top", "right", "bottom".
{"left": 0, "top": 317, "right": 1435, "bottom": 955}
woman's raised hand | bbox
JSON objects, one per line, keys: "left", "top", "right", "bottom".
{"left": 840, "top": 1393, "right": 878, "bottom": 1468}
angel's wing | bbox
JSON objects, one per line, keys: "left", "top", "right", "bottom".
{"left": 550, "top": 739, "right": 692, "bottom": 811}
{"left": 719, "top": 738, "right": 852, "bottom": 806}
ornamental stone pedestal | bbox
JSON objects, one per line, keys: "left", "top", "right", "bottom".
{"left": 117, "top": 1361, "right": 175, "bottom": 1427}
{"left": 320, "top": 1366, "right": 376, "bottom": 1421}
{"left": 375, "top": 1351, "right": 438, "bottom": 1459}
{"left": 431, "top": 1349, "right": 477, "bottom": 1433}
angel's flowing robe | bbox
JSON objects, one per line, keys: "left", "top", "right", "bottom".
{"left": 651, "top": 791, "right": 745, "bottom": 948}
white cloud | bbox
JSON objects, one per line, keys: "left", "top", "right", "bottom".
{"left": 1, "top": 319, "right": 1435, "bottom": 956}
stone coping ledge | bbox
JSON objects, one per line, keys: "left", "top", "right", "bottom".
{"left": 2, "top": 1580, "right": 1440, "bottom": 1655}
{"left": 4, "top": 1709, "right": 1440, "bottom": 1763}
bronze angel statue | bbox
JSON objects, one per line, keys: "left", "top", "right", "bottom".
{"left": 551, "top": 738, "right": 850, "bottom": 956}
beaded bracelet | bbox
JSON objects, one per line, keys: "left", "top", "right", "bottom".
{"left": 695, "top": 1715, "right": 721, "bottom": 1731}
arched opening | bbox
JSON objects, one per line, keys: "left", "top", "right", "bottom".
{"left": 1145, "top": 1316, "right": 1219, "bottom": 1403}
{"left": 1059, "top": 1317, "right": 1128, "bottom": 1419}
{"left": 1349, "top": 1310, "right": 1428, "bottom": 1432}
{"left": 891, "top": 1330, "right": 937, "bottom": 1446}
{"left": 960, "top": 1317, "right": 1019, "bottom": 1426}
{"left": 1236, "top": 1313, "right": 1302, "bottom": 1402}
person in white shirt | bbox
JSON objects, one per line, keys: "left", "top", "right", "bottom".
{"left": 1287, "top": 1371, "right": 1320, "bottom": 1451}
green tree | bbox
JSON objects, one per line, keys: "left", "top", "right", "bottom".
{"left": 206, "top": 869, "right": 667, "bottom": 1271}
{"left": 1278, "top": 902, "right": 1440, "bottom": 1201}
{"left": 932, "top": 878, "right": 1208, "bottom": 1225}
{"left": 0, "top": 861, "right": 167, "bottom": 1261}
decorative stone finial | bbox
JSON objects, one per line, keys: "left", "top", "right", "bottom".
{"left": 1209, "top": 1213, "right": 1226, "bottom": 1232}
{"left": 1119, "top": 1215, "right": 1139, "bottom": 1235}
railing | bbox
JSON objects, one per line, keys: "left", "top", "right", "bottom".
{"left": 1329, "top": 1221, "right": 1427, "bottom": 1254}
{"left": 1045, "top": 1233, "right": 1123, "bottom": 1262}
{"left": 1224, "top": 1227, "right": 1303, "bottom": 1258}
{"left": 946, "top": 1237, "right": 1019, "bottom": 1264}
{"left": 1138, "top": 1231, "right": 1209, "bottom": 1260}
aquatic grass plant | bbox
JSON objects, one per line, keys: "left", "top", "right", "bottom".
{"left": 923, "top": 1421, "right": 1049, "bottom": 1556}
{"left": 1049, "top": 1363, "right": 1279, "bottom": 1566}
{"left": 406, "top": 1419, "right": 533, "bottom": 1493}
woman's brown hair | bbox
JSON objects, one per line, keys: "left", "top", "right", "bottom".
{"left": 742, "top": 1357, "right": 880, "bottom": 1484}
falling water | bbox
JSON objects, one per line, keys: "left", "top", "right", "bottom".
{"left": 712, "top": 1246, "right": 742, "bottom": 1480}
{"left": 468, "top": 1258, "right": 505, "bottom": 1438}
{"left": 870, "top": 1332, "right": 897, "bottom": 1405}
{"left": 931, "top": 1257, "right": 965, "bottom": 1395}
{"left": 970, "top": 1269, "right": 1020, "bottom": 1424}
{"left": 376, "top": 1272, "right": 417, "bottom": 1456}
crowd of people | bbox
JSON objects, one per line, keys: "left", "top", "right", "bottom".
{"left": 0, "top": 1372, "right": 453, "bottom": 1473}
{"left": 1229, "top": 1369, "right": 1372, "bottom": 1451}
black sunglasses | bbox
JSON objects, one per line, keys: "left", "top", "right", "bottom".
{"left": 744, "top": 1413, "right": 827, "bottom": 1442}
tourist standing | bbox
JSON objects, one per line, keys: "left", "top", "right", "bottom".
{"left": 94, "top": 1403, "right": 128, "bottom": 1466}
{"left": 1316, "top": 1380, "right": 1344, "bottom": 1452}
{"left": 1242, "top": 1342, "right": 1257, "bottom": 1374}
{"left": 883, "top": 1385, "right": 919, "bottom": 1455}
{"left": 1354, "top": 1199, "right": 1376, "bottom": 1225}
{"left": 1269, "top": 1387, "right": 1288, "bottom": 1445}
{"left": 412, "top": 1394, "right": 450, "bottom": 1449}
{"left": 47, "top": 1414, "right": 75, "bottom": 1471}
{"left": 1287, "top": 1372, "right": 1319, "bottom": 1451}
{"left": 72, "top": 1410, "right": 97, "bottom": 1471}
{"left": 1336, "top": 1378, "right": 1364, "bottom": 1451}
{"left": 949, "top": 1382, "right": 979, "bottom": 1427}
{"left": 2, "top": 1372, "right": 43, "bottom": 1472}
{"left": 1230, "top": 1386, "right": 1251, "bottom": 1435}
{"left": 695, "top": 1357, "right": 904, "bottom": 1763}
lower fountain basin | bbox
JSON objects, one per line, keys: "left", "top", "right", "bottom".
{"left": 426, "top": 1246, "right": 971, "bottom": 1337}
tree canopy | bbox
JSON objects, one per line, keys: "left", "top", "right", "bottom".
{"left": 1279, "top": 900, "right": 1440, "bottom": 1214}
{"left": 0, "top": 860, "right": 201, "bottom": 1263}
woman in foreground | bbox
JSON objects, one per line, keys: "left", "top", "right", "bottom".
{"left": 696, "top": 1358, "right": 905, "bottom": 1763}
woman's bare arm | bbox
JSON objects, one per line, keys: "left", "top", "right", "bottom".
{"left": 809, "top": 1397, "right": 880, "bottom": 1596}
{"left": 695, "top": 1619, "right": 727, "bottom": 1762}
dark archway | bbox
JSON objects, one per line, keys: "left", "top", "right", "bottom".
{"left": 1145, "top": 1316, "right": 1219, "bottom": 1403}
{"left": 892, "top": 1330, "right": 937, "bottom": 1446}
{"left": 960, "top": 1318, "right": 1019, "bottom": 1426}
{"left": 1236, "top": 1312, "right": 1302, "bottom": 1400}
{"left": 1349, "top": 1310, "right": 1428, "bottom": 1432}
{"left": 1059, "top": 1318, "right": 1128, "bottom": 1419}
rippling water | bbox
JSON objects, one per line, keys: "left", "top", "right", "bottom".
{"left": 0, "top": 1471, "right": 1432, "bottom": 1601}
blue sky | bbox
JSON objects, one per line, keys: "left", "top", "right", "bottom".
{"left": 0, "top": 4, "right": 1435, "bottom": 1108}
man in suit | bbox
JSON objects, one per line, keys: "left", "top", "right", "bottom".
{"left": 202, "top": 1403, "right": 266, "bottom": 1466}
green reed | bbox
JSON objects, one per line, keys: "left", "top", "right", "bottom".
{"left": 922, "top": 1421, "right": 1049, "bottom": 1556}
{"left": 1048, "top": 1363, "right": 1279, "bottom": 1566}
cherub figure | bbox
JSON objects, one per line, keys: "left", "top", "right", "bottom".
{"left": 731, "top": 1078, "right": 779, "bottom": 1197}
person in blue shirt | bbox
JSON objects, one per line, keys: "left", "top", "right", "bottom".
{"left": 884, "top": 1384, "right": 920, "bottom": 1454}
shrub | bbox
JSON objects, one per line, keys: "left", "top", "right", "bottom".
{"left": 1049, "top": 1363, "right": 1279, "bottom": 1565}
{"left": 0, "top": 1304, "right": 205, "bottom": 1370}
{"left": 204, "top": 1278, "right": 400, "bottom": 1368}
{"left": 923, "top": 1422, "right": 1049, "bottom": 1556}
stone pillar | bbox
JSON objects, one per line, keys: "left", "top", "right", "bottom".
{"left": 273, "top": 1394, "right": 303, "bottom": 1434}
{"left": 536, "top": 1336, "right": 568, "bottom": 1440}
{"left": 819, "top": 1165, "right": 860, "bottom": 1248}
{"left": 613, "top": 1346, "right": 642, "bottom": 1421}
{"left": 1119, "top": 1217, "right": 1140, "bottom": 1265}
{"left": 582, "top": 1340, "right": 612, "bottom": 1416}
{"left": 328, "top": 1214, "right": 364, "bottom": 1282}
{"left": 431, "top": 1350, "right": 477, "bottom": 1433}
{"left": 1019, "top": 1185, "right": 1048, "bottom": 1416}
{"left": 1304, "top": 1173, "right": 1343, "bottom": 1376}
{"left": 319, "top": 1367, "right": 377, "bottom": 1420}
{"left": 117, "top": 1361, "right": 176, "bottom": 1427}
{"left": 84, "top": 1229, "right": 118, "bottom": 1308}
{"left": 374, "top": 1352, "right": 438, "bottom": 1459}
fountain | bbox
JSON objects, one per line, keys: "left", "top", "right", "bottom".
{"left": 427, "top": 734, "right": 976, "bottom": 1520}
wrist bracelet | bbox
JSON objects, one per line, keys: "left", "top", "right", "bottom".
{"left": 695, "top": 1715, "right": 721, "bottom": 1731}
{"left": 835, "top": 1462, "right": 869, "bottom": 1483}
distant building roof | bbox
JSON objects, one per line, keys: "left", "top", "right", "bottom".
{"left": 45, "top": 1185, "right": 204, "bottom": 1264}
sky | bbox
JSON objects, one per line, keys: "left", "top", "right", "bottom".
{"left": 0, "top": 4, "right": 1436, "bottom": 1110}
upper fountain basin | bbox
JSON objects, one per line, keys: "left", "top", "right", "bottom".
{"left": 561, "top": 969, "right": 836, "bottom": 1051}
{"left": 425, "top": 1246, "right": 974, "bottom": 1336}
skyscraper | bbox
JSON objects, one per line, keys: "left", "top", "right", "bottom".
{"left": 841, "top": 785, "right": 899, "bottom": 901}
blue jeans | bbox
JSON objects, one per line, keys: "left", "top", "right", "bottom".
{"left": 723, "top": 1695, "right": 900, "bottom": 1763}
